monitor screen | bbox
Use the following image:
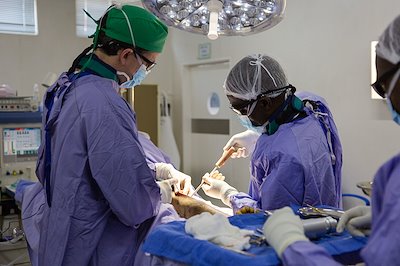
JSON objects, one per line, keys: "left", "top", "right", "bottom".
{"left": 3, "top": 127, "right": 41, "bottom": 162}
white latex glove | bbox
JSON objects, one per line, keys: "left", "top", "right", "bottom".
{"left": 155, "top": 163, "right": 192, "bottom": 195}
{"left": 336, "top": 206, "right": 371, "bottom": 237}
{"left": 157, "top": 178, "right": 178, "bottom": 204}
{"left": 223, "top": 130, "right": 260, "bottom": 158}
{"left": 201, "top": 173, "right": 238, "bottom": 207}
{"left": 263, "top": 207, "right": 309, "bottom": 258}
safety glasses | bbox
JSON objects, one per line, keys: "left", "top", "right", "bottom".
{"left": 371, "top": 61, "right": 400, "bottom": 98}
{"left": 230, "top": 85, "right": 294, "bottom": 116}
{"left": 135, "top": 51, "right": 156, "bottom": 71}
{"left": 230, "top": 97, "right": 260, "bottom": 116}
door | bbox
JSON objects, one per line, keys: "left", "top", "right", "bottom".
{"left": 185, "top": 61, "right": 251, "bottom": 205}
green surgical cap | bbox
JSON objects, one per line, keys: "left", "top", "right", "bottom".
{"left": 99, "top": 5, "right": 168, "bottom": 53}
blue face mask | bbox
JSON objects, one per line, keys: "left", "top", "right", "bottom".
{"left": 118, "top": 64, "right": 148, "bottom": 89}
{"left": 386, "top": 96, "right": 400, "bottom": 125}
{"left": 237, "top": 92, "right": 293, "bottom": 135}
{"left": 238, "top": 115, "right": 268, "bottom": 134}
{"left": 384, "top": 68, "right": 400, "bottom": 125}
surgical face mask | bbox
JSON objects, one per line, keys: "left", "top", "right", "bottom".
{"left": 385, "top": 68, "right": 400, "bottom": 125}
{"left": 238, "top": 115, "right": 253, "bottom": 129}
{"left": 386, "top": 96, "right": 400, "bottom": 125}
{"left": 118, "top": 64, "right": 149, "bottom": 89}
{"left": 238, "top": 115, "right": 268, "bottom": 134}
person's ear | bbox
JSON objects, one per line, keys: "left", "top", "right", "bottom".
{"left": 119, "top": 48, "right": 133, "bottom": 65}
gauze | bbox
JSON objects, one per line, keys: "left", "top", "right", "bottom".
{"left": 185, "top": 212, "right": 253, "bottom": 251}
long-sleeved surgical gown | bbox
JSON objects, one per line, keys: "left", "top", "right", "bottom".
{"left": 138, "top": 131, "right": 172, "bottom": 170}
{"left": 35, "top": 72, "right": 162, "bottom": 266}
{"left": 281, "top": 153, "right": 400, "bottom": 265}
{"left": 15, "top": 181, "right": 43, "bottom": 266}
{"left": 230, "top": 92, "right": 342, "bottom": 211}
{"left": 18, "top": 128, "right": 181, "bottom": 266}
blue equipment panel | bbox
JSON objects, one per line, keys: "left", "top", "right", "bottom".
{"left": 0, "top": 112, "right": 42, "bottom": 124}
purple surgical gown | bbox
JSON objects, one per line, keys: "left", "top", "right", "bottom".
{"left": 282, "top": 153, "right": 400, "bottom": 265}
{"left": 138, "top": 131, "right": 173, "bottom": 170}
{"left": 230, "top": 92, "right": 342, "bottom": 211}
{"left": 35, "top": 73, "right": 162, "bottom": 265}
{"left": 18, "top": 127, "right": 181, "bottom": 266}
{"left": 16, "top": 182, "right": 44, "bottom": 266}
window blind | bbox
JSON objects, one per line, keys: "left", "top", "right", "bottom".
{"left": 76, "top": 0, "right": 113, "bottom": 37}
{"left": 0, "top": 0, "right": 37, "bottom": 35}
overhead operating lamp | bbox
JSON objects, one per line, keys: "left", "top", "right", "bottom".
{"left": 141, "top": 0, "right": 286, "bottom": 40}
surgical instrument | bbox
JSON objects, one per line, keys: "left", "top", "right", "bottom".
{"left": 250, "top": 229, "right": 266, "bottom": 246}
{"left": 192, "top": 146, "right": 237, "bottom": 195}
{"left": 221, "top": 246, "right": 255, "bottom": 256}
{"left": 299, "top": 205, "right": 344, "bottom": 220}
{"left": 357, "top": 181, "right": 373, "bottom": 197}
{"left": 253, "top": 216, "right": 338, "bottom": 245}
{"left": 302, "top": 216, "right": 337, "bottom": 239}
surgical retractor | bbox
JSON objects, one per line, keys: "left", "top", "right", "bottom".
{"left": 192, "top": 146, "right": 237, "bottom": 195}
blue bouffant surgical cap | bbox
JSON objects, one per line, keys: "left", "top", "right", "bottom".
{"left": 376, "top": 15, "right": 400, "bottom": 64}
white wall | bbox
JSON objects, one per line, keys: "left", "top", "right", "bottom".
{"left": 0, "top": 0, "right": 87, "bottom": 97}
{"left": 0, "top": 0, "right": 173, "bottom": 100}
{"left": 169, "top": 0, "right": 400, "bottom": 208}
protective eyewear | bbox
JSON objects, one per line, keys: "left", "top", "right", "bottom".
{"left": 230, "top": 97, "right": 259, "bottom": 116}
{"left": 230, "top": 85, "right": 294, "bottom": 116}
{"left": 371, "top": 61, "right": 400, "bottom": 98}
{"left": 134, "top": 50, "right": 156, "bottom": 71}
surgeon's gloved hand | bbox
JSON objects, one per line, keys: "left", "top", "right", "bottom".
{"left": 337, "top": 206, "right": 372, "bottom": 237}
{"left": 223, "top": 130, "right": 260, "bottom": 159}
{"left": 263, "top": 207, "right": 309, "bottom": 258}
{"left": 201, "top": 172, "right": 238, "bottom": 207}
{"left": 155, "top": 163, "right": 192, "bottom": 195}
{"left": 157, "top": 178, "right": 178, "bottom": 204}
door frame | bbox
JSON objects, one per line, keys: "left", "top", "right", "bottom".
{"left": 180, "top": 58, "right": 231, "bottom": 174}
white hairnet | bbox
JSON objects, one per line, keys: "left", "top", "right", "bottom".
{"left": 376, "top": 15, "right": 400, "bottom": 64}
{"left": 224, "top": 54, "right": 289, "bottom": 101}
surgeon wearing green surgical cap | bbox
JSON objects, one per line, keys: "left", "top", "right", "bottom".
{"left": 75, "top": 4, "right": 169, "bottom": 89}
{"left": 31, "top": 4, "right": 179, "bottom": 265}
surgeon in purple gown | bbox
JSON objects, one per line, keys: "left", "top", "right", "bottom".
{"left": 29, "top": 4, "right": 180, "bottom": 266}
{"left": 201, "top": 54, "right": 342, "bottom": 212}
{"left": 16, "top": 131, "right": 185, "bottom": 266}
{"left": 262, "top": 15, "right": 400, "bottom": 266}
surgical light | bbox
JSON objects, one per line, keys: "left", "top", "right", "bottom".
{"left": 141, "top": 0, "right": 286, "bottom": 40}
